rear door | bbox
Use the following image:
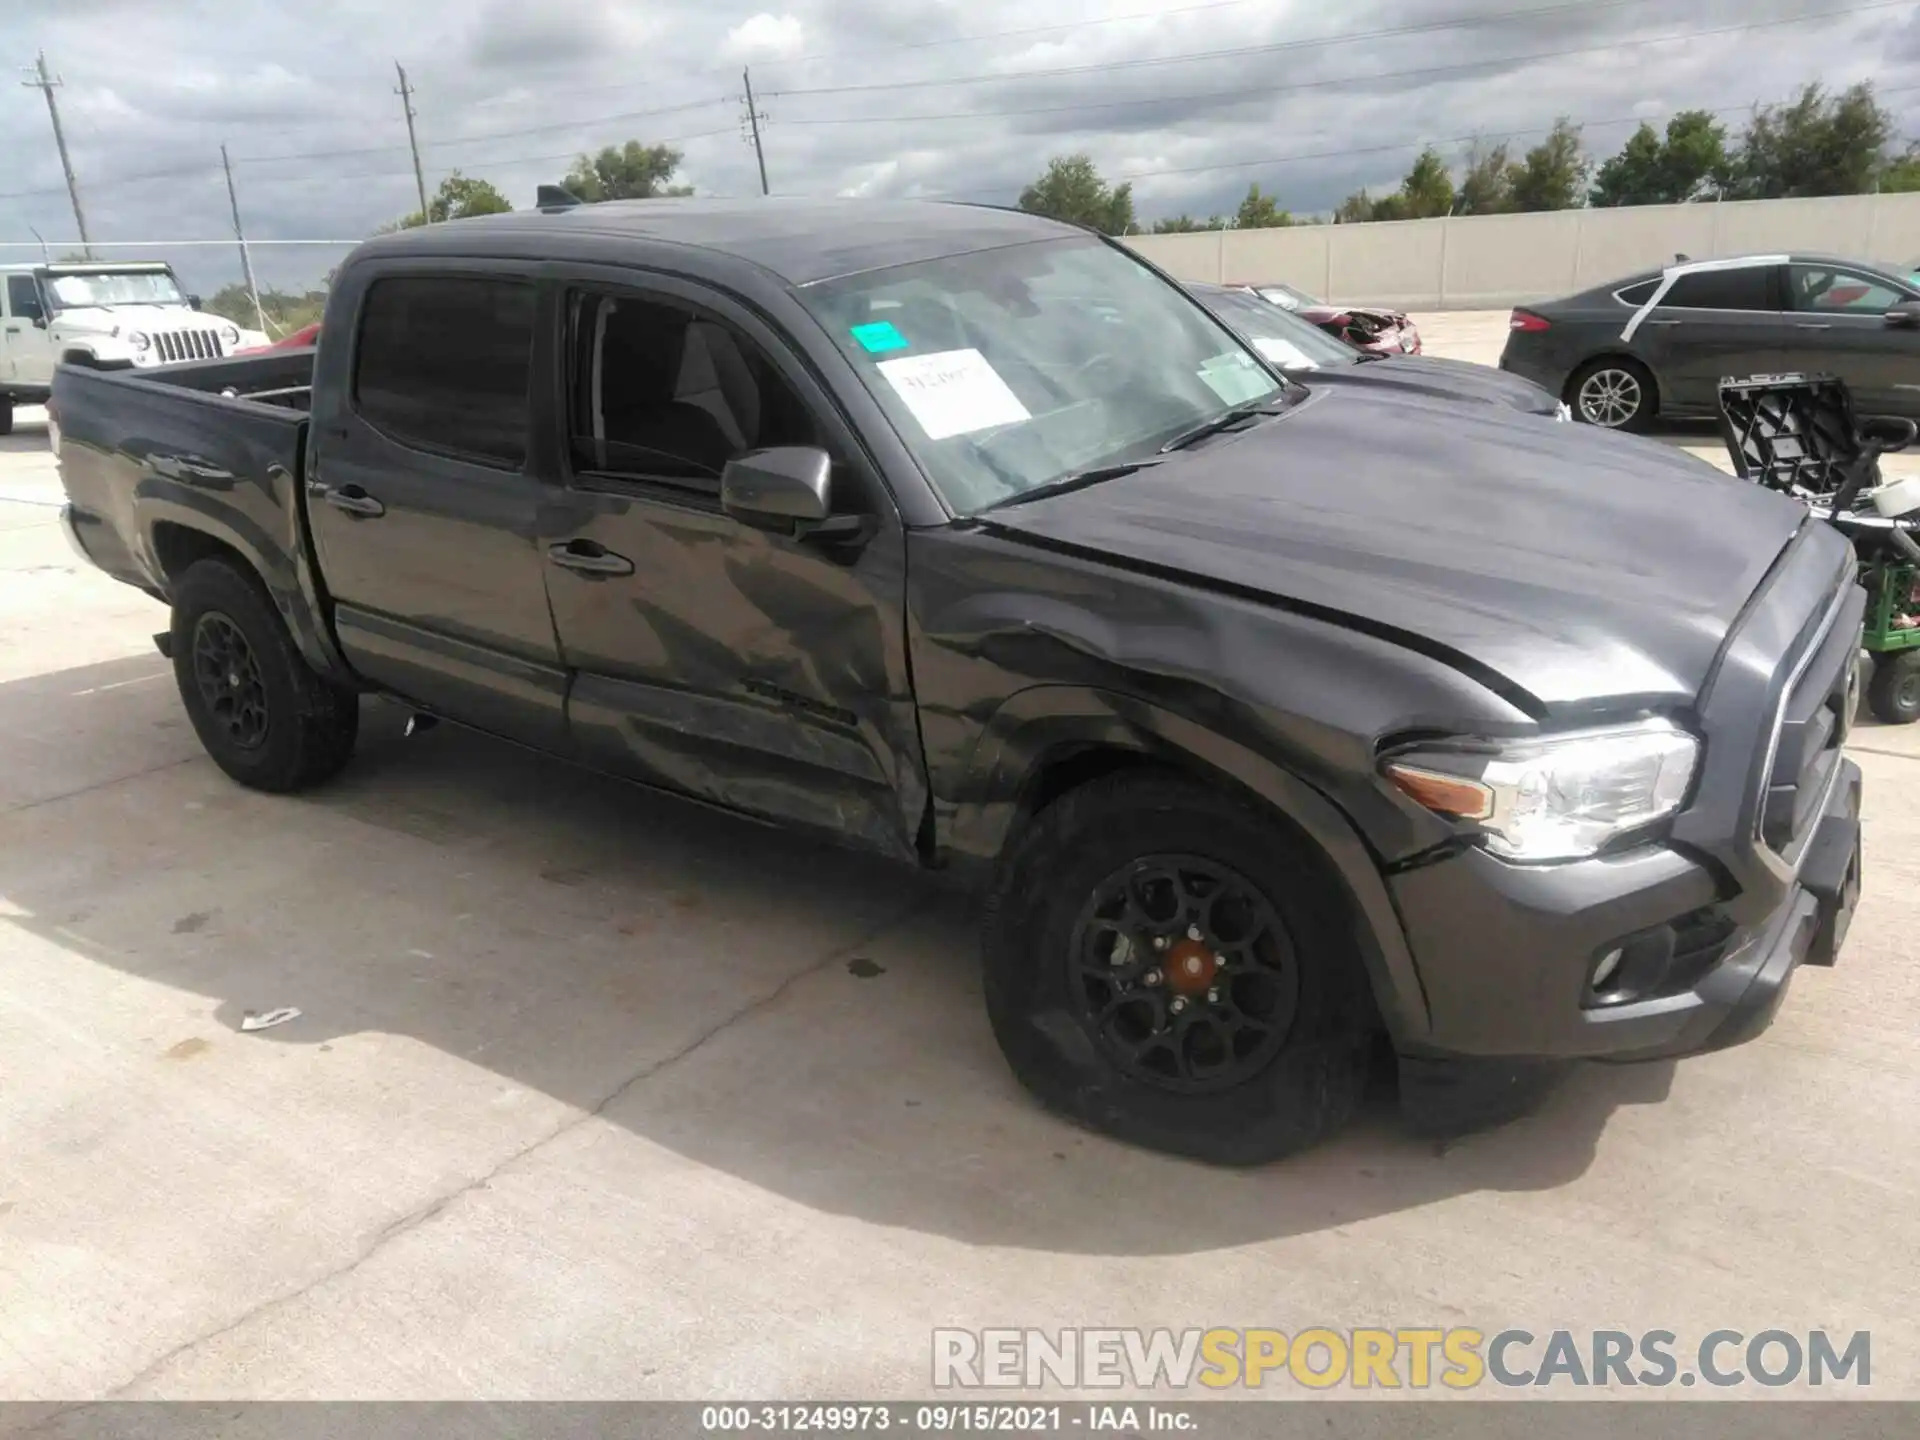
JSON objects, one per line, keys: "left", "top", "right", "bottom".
{"left": 305, "top": 266, "right": 567, "bottom": 748}
{"left": 1783, "top": 261, "right": 1920, "bottom": 415}
{"left": 536, "top": 268, "right": 926, "bottom": 861}
{"left": 1632, "top": 264, "right": 1786, "bottom": 411}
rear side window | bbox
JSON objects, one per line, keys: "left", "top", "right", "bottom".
{"left": 1662, "top": 267, "right": 1774, "bottom": 311}
{"left": 353, "top": 276, "right": 534, "bottom": 468}
{"left": 1615, "top": 279, "right": 1659, "bottom": 305}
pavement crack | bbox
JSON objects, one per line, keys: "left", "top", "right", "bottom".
{"left": 0, "top": 756, "right": 199, "bottom": 820}
{"left": 93, "top": 889, "right": 936, "bottom": 1399}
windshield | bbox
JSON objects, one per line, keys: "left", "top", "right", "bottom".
{"left": 1191, "top": 287, "right": 1358, "bottom": 370}
{"left": 1256, "top": 283, "right": 1319, "bottom": 312}
{"left": 45, "top": 269, "right": 185, "bottom": 309}
{"left": 799, "top": 237, "right": 1283, "bottom": 514}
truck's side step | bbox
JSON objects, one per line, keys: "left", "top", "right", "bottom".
{"left": 152, "top": 631, "right": 173, "bottom": 659}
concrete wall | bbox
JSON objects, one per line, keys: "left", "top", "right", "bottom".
{"left": 1127, "top": 192, "right": 1920, "bottom": 310}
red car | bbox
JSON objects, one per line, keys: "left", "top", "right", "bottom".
{"left": 237, "top": 321, "right": 321, "bottom": 354}
{"left": 1245, "top": 282, "right": 1421, "bottom": 356}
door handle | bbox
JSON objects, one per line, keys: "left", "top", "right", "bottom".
{"left": 1645, "top": 318, "right": 1683, "bottom": 326}
{"left": 547, "top": 540, "right": 634, "bottom": 577}
{"left": 321, "top": 485, "right": 385, "bottom": 518}
{"left": 1797, "top": 323, "right": 1833, "bottom": 331}
{"left": 4, "top": 325, "right": 19, "bottom": 334}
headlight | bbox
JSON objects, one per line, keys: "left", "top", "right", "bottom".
{"left": 219, "top": 323, "right": 240, "bottom": 347}
{"left": 1383, "top": 718, "right": 1698, "bottom": 862}
{"left": 128, "top": 330, "right": 150, "bottom": 352}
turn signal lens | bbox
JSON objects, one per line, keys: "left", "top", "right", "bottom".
{"left": 1384, "top": 764, "right": 1494, "bottom": 820}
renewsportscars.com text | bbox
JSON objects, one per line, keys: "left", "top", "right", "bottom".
{"left": 932, "top": 1327, "right": 1871, "bottom": 1391}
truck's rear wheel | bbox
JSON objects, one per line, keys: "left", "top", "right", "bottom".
{"left": 981, "top": 772, "right": 1373, "bottom": 1164}
{"left": 170, "top": 557, "right": 359, "bottom": 791}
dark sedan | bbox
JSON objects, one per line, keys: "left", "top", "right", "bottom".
{"left": 1501, "top": 253, "right": 1920, "bottom": 431}
{"left": 1189, "top": 282, "right": 1563, "bottom": 416}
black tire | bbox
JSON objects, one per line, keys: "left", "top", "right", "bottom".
{"left": 0, "top": 397, "right": 13, "bottom": 436}
{"left": 169, "top": 557, "right": 359, "bottom": 791}
{"left": 1567, "top": 356, "right": 1656, "bottom": 432}
{"left": 1867, "top": 650, "right": 1920, "bottom": 725}
{"left": 981, "top": 771, "right": 1374, "bottom": 1165}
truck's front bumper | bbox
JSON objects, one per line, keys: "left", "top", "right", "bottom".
{"left": 1388, "top": 759, "right": 1860, "bottom": 1063}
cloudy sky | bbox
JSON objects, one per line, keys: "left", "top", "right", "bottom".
{"left": 2, "top": 0, "right": 1918, "bottom": 294}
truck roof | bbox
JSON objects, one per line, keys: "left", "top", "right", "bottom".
{"left": 0, "top": 260, "right": 174, "bottom": 275}
{"left": 352, "top": 197, "right": 1084, "bottom": 287}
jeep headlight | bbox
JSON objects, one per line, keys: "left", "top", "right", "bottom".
{"left": 219, "top": 322, "right": 240, "bottom": 347}
{"left": 1383, "top": 719, "right": 1698, "bottom": 862}
{"left": 128, "top": 330, "right": 150, "bottom": 352}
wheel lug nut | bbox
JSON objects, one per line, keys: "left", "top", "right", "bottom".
{"left": 1170, "top": 996, "right": 1188, "bottom": 1015}
{"left": 1143, "top": 969, "right": 1163, "bottom": 986}
{"left": 1153, "top": 935, "right": 1169, "bottom": 951}
{"left": 1206, "top": 986, "right": 1220, "bottom": 1004}
{"left": 1187, "top": 925, "right": 1202, "bottom": 941}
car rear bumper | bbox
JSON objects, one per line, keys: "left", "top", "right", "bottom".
{"left": 1389, "top": 759, "right": 1860, "bottom": 1063}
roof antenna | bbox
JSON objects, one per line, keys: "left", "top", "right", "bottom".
{"left": 1674, "top": 252, "right": 1691, "bottom": 263}
{"left": 536, "top": 185, "right": 582, "bottom": 213}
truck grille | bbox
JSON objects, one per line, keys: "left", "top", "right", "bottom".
{"left": 1758, "top": 576, "right": 1858, "bottom": 861}
{"left": 152, "top": 329, "right": 226, "bottom": 363}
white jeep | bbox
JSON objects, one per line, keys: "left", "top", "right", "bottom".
{"left": 0, "top": 261, "right": 266, "bottom": 434}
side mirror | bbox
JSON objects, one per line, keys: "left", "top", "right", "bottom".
{"left": 30, "top": 315, "right": 46, "bottom": 329}
{"left": 720, "top": 446, "right": 832, "bottom": 527}
{"left": 187, "top": 294, "right": 202, "bottom": 311}
{"left": 1885, "top": 301, "right": 1920, "bottom": 329}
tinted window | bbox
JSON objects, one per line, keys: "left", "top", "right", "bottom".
{"left": 6, "top": 275, "right": 44, "bottom": 321}
{"left": 566, "top": 291, "right": 826, "bottom": 496}
{"left": 1192, "top": 287, "right": 1356, "bottom": 368}
{"left": 1789, "top": 263, "right": 1909, "bottom": 313}
{"left": 1616, "top": 279, "right": 1659, "bottom": 305}
{"left": 353, "top": 276, "right": 533, "bottom": 467}
{"left": 1663, "top": 267, "right": 1773, "bottom": 311}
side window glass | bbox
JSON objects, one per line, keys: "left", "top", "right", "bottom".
{"left": 1663, "top": 268, "right": 1772, "bottom": 311}
{"left": 566, "top": 291, "right": 829, "bottom": 497}
{"left": 1791, "top": 265, "right": 1905, "bottom": 313}
{"left": 352, "top": 276, "right": 533, "bottom": 468}
{"left": 7, "top": 276, "right": 45, "bottom": 323}
{"left": 1616, "top": 279, "right": 1659, "bottom": 305}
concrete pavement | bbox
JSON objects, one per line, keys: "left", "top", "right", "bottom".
{"left": 2, "top": 358, "right": 1918, "bottom": 1405}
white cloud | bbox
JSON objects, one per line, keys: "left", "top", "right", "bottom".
{"left": 723, "top": 13, "right": 805, "bottom": 61}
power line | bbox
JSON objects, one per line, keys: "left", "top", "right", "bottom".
{"left": 763, "top": 0, "right": 1914, "bottom": 97}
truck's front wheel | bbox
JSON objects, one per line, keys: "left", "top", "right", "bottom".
{"left": 170, "top": 557, "right": 359, "bottom": 791}
{"left": 981, "top": 772, "right": 1374, "bottom": 1165}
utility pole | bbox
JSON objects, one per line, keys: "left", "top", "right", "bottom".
{"left": 741, "top": 67, "right": 769, "bottom": 196}
{"left": 394, "top": 61, "right": 430, "bottom": 223}
{"left": 221, "top": 145, "right": 268, "bottom": 335}
{"left": 22, "top": 51, "right": 92, "bottom": 258}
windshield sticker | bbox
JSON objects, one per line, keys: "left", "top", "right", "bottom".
{"left": 850, "top": 320, "right": 909, "bottom": 354}
{"left": 876, "top": 347, "right": 1030, "bottom": 440}
{"left": 1197, "top": 350, "right": 1274, "bottom": 406}
{"left": 1252, "top": 336, "right": 1317, "bottom": 370}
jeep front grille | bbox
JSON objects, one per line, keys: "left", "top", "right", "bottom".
{"left": 152, "top": 329, "right": 225, "bottom": 363}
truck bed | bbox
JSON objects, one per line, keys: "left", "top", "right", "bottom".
{"left": 52, "top": 350, "right": 341, "bottom": 677}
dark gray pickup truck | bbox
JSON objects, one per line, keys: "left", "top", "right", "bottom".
{"left": 53, "top": 198, "right": 1864, "bottom": 1163}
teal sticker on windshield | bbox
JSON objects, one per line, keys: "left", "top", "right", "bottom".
{"left": 851, "top": 321, "right": 909, "bottom": 354}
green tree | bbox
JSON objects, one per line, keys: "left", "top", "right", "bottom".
{"left": 562, "top": 140, "right": 693, "bottom": 202}
{"left": 1397, "top": 147, "right": 1456, "bottom": 219}
{"left": 1234, "top": 183, "right": 1292, "bottom": 229}
{"left": 1456, "top": 141, "right": 1515, "bottom": 215}
{"left": 1017, "top": 154, "right": 1135, "bottom": 233}
{"left": 1509, "top": 118, "right": 1589, "bottom": 211}
{"left": 203, "top": 283, "right": 329, "bottom": 333}
{"left": 1150, "top": 214, "right": 1225, "bottom": 232}
{"left": 1590, "top": 111, "right": 1730, "bottom": 206}
{"left": 388, "top": 171, "right": 514, "bottom": 230}
{"left": 1731, "top": 82, "right": 1894, "bottom": 198}
{"left": 1334, "top": 188, "right": 1380, "bottom": 223}
{"left": 1883, "top": 145, "right": 1920, "bottom": 193}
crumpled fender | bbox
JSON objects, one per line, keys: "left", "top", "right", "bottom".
{"left": 939, "top": 682, "right": 1432, "bottom": 1044}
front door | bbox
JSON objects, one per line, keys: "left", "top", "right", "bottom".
{"left": 1632, "top": 263, "right": 1786, "bottom": 412}
{"left": 1783, "top": 262, "right": 1920, "bottom": 416}
{"left": 305, "top": 268, "right": 566, "bottom": 748}
{"left": 538, "top": 272, "right": 926, "bottom": 862}
{"left": 3, "top": 275, "right": 56, "bottom": 387}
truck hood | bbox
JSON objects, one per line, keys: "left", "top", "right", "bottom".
{"left": 1306, "top": 353, "right": 1559, "bottom": 415}
{"left": 979, "top": 387, "right": 1810, "bottom": 713}
{"left": 50, "top": 304, "right": 217, "bottom": 336}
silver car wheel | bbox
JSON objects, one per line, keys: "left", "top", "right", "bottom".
{"left": 1577, "top": 367, "right": 1643, "bottom": 428}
